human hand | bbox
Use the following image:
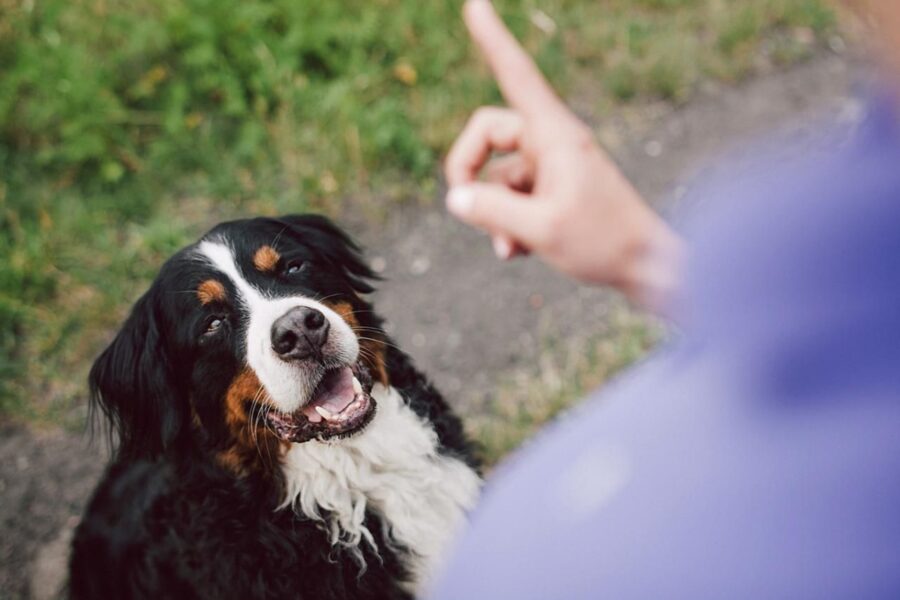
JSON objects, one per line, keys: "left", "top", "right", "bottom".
{"left": 444, "top": 0, "right": 684, "bottom": 311}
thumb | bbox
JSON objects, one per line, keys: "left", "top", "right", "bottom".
{"left": 446, "top": 183, "right": 548, "bottom": 249}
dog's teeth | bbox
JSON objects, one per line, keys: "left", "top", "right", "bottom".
{"left": 352, "top": 376, "right": 363, "bottom": 395}
{"left": 315, "top": 406, "right": 334, "bottom": 420}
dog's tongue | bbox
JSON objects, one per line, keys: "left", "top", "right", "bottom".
{"left": 302, "top": 367, "right": 356, "bottom": 423}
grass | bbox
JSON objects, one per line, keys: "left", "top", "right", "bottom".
{"left": 466, "top": 303, "right": 664, "bottom": 467}
{"left": 0, "top": 0, "right": 836, "bottom": 425}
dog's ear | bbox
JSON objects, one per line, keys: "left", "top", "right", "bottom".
{"left": 89, "top": 290, "right": 187, "bottom": 460}
{"left": 279, "top": 214, "right": 380, "bottom": 294}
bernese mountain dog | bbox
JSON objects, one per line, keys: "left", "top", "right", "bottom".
{"left": 69, "top": 215, "right": 482, "bottom": 599}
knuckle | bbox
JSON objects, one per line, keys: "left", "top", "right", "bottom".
{"left": 442, "top": 160, "right": 457, "bottom": 180}
{"left": 471, "top": 106, "right": 499, "bottom": 124}
{"left": 471, "top": 106, "right": 517, "bottom": 127}
{"left": 444, "top": 144, "right": 463, "bottom": 173}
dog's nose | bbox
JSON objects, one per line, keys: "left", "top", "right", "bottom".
{"left": 271, "top": 306, "right": 330, "bottom": 360}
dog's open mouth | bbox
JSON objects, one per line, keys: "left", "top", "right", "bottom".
{"left": 266, "top": 363, "right": 376, "bottom": 443}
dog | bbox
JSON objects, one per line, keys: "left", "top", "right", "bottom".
{"left": 69, "top": 215, "right": 482, "bottom": 599}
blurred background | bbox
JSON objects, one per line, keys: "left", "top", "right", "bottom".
{"left": 0, "top": 0, "right": 864, "bottom": 597}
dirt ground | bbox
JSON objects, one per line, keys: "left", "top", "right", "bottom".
{"left": 0, "top": 51, "right": 863, "bottom": 599}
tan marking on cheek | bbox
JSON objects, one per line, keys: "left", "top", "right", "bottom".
{"left": 329, "top": 301, "right": 359, "bottom": 327}
{"left": 218, "top": 369, "right": 288, "bottom": 477}
{"left": 253, "top": 245, "right": 281, "bottom": 273}
{"left": 224, "top": 370, "right": 263, "bottom": 431}
{"left": 328, "top": 301, "right": 389, "bottom": 386}
{"left": 197, "top": 279, "right": 226, "bottom": 305}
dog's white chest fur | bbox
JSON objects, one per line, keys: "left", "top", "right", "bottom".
{"left": 280, "top": 384, "right": 481, "bottom": 590}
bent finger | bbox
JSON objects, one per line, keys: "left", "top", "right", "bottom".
{"left": 445, "top": 106, "right": 524, "bottom": 186}
{"left": 446, "top": 182, "right": 550, "bottom": 250}
{"left": 484, "top": 152, "right": 535, "bottom": 193}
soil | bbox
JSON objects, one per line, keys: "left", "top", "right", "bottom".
{"left": 0, "top": 51, "right": 863, "bottom": 599}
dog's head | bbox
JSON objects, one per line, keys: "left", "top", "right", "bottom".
{"left": 90, "top": 215, "right": 387, "bottom": 472}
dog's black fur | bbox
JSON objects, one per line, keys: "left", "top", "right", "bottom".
{"left": 70, "top": 215, "right": 476, "bottom": 599}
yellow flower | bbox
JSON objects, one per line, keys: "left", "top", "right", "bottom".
{"left": 393, "top": 62, "right": 417, "bottom": 86}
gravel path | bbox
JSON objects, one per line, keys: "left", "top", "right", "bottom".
{"left": 0, "top": 51, "right": 861, "bottom": 599}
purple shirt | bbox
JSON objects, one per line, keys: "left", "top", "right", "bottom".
{"left": 429, "top": 91, "right": 900, "bottom": 599}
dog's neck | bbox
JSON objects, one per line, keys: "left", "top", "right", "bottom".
{"left": 279, "top": 384, "right": 481, "bottom": 592}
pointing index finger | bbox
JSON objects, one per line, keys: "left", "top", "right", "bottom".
{"left": 463, "top": 0, "right": 566, "bottom": 120}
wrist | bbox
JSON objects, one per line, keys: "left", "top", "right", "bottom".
{"left": 615, "top": 209, "right": 685, "bottom": 314}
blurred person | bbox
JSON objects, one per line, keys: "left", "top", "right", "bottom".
{"left": 430, "top": 0, "right": 900, "bottom": 597}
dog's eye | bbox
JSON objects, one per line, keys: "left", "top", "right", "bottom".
{"left": 205, "top": 317, "right": 225, "bottom": 334}
{"left": 284, "top": 261, "right": 308, "bottom": 276}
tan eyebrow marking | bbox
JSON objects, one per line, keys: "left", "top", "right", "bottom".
{"left": 197, "top": 279, "right": 226, "bottom": 305}
{"left": 253, "top": 245, "right": 280, "bottom": 273}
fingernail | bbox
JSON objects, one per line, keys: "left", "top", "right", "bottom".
{"left": 493, "top": 236, "right": 512, "bottom": 260}
{"left": 446, "top": 186, "right": 474, "bottom": 216}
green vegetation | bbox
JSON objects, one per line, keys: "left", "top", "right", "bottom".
{"left": 0, "top": 0, "right": 835, "bottom": 423}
